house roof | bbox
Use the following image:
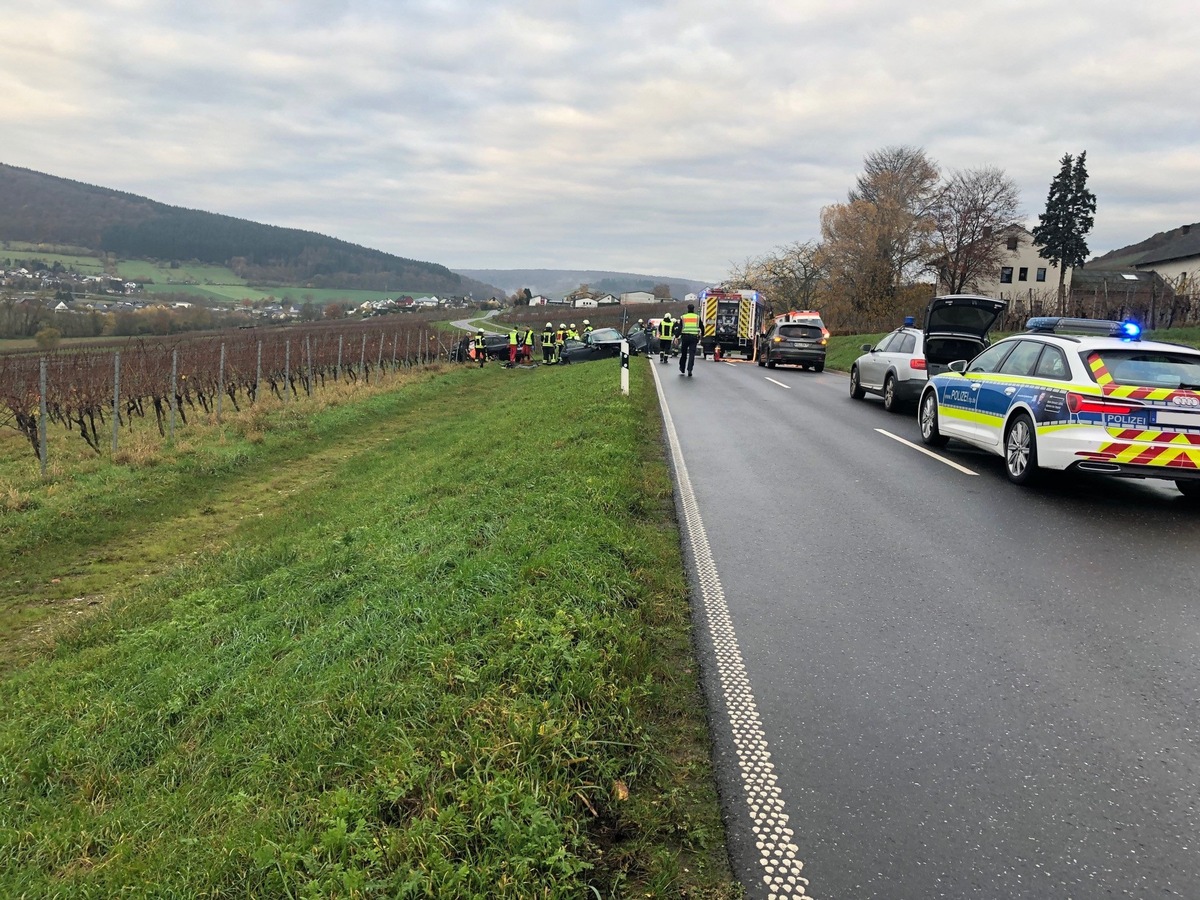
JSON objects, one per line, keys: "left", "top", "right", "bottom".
{"left": 1090, "top": 223, "right": 1200, "bottom": 268}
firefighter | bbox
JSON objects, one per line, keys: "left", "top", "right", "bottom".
{"left": 582, "top": 319, "right": 593, "bottom": 341}
{"left": 657, "top": 313, "right": 675, "bottom": 363}
{"left": 678, "top": 303, "right": 704, "bottom": 377}
{"left": 507, "top": 326, "right": 520, "bottom": 367}
{"left": 555, "top": 323, "right": 568, "bottom": 363}
{"left": 473, "top": 329, "right": 487, "bottom": 368}
{"left": 568, "top": 323, "right": 580, "bottom": 341}
{"left": 541, "top": 321, "right": 556, "bottom": 364}
{"left": 521, "top": 325, "right": 536, "bottom": 363}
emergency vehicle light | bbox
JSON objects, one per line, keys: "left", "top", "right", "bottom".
{"left": 1025, "top": 317, "right": 1142, "bottom": 340}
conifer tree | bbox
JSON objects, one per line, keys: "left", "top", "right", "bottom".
{"left": 1032, "top": 151, "right": 1097, "bottom": 312}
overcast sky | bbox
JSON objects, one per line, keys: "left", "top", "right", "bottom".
{"left": 4, "top": 0, "right": 1197, "bottom": 284}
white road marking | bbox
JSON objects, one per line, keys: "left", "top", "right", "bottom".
{"left": 765, "top": 377, "right": 791, "bottom": 389}
{"left": 875, "top": 428, "right": 979, "bottom": 476}
{"left": 650, "top": 361, "right": 811, "bottom": 900}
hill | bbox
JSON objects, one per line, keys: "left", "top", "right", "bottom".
{"left": 0, "top": 163, "right": 501, "bottom": 297}
{"left": 456, "top": 268, "right": 710, "bottom": 300}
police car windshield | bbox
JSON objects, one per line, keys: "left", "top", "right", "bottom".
{"left": 1091, "top": 349, "right": 1200, "bottom": 390}
{"left": 778, "top": 324, "right": 823, "bottom": 339}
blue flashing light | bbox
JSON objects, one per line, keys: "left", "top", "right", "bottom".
{"left": 1120, "top": 321, "right": 1141, "bottom": 339}
{"left": 903, "top": 316, "right": 915, "bottom": 327}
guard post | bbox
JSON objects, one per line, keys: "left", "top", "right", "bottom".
{"left": 620, "top": 340, "right": 629, "bottom": 396}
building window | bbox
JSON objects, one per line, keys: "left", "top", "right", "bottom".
{"left": 1036, "top": 268, "right": 1047, "bottom": 282}
{"left": 1006, "top": 236, "right": 1019, "bottom": 251}
{"left": 1000, "top": 266, "right": 1014, "bottom": 284}
{"left": 1018, "top": 267, "right": 1028, "bottom": 282}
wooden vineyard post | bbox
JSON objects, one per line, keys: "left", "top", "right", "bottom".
{"left": 112, "top": 351, "right": 121, "bottom": 454}
{"left": 217, "top": 343, "right": 225, "bottom": 422}
{"left": 39, "top": 358, "right": 48, "bottom": 477}
{"left": 285, "top": 339, "right": 291, "bottom": 404}
{"left": 169, "top": 349, "right": 178, "bottom": 443}
{"left": 255, "top": 341, "right": 262, "bottom": 403}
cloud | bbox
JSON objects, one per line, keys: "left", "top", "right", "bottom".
{"left": 3, "top": 0, "right": 1198, "bottom": 282}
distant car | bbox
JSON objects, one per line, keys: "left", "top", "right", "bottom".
{"left": 918, "top": 316, "right": 1200, "bottom": 494}
{"left": 850, "top": 294, "right": 1007, "bottom": 412}
{"left": 757, "top": 314, "right": 828, "bottom": 371}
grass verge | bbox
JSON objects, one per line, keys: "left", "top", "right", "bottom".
{"left": 0, "top": 360, "right": 739, "bottom": 898}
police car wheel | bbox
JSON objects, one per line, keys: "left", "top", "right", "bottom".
{"left": 1176, "top": 480, "right": 1200, "bottom": 500}
{"left": 1004, "top": 413, "right": 1039, "bottom": 485}
{"left": 919, "top": 392, "right": 948, "bottom": 447}
{"left": 883, "top": 374, "right": 900, "bottom": 412}
{"left": 850, "top": 367, "right": 865, "bottom": 398}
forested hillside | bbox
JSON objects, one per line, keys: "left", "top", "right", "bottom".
{"left": 0, "top": 164, "right": 499, "bottom": 296}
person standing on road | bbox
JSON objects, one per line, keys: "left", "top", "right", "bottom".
{"left": 555, "top": 323, "right": 568, "bottom": 362}
{"left": 657, "top": 313, "right": 675, "bottom": 364}
{"left": 473, "top": 329, "right": 487, "bottom": 368}
{"left": 678, "top": 304, "right": 704, "bottom": 377}
{"left": 541, "top": 322, "right": 556, "bottom": 365}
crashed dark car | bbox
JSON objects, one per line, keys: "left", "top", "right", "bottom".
{"left": 453, "top": 331, "right": 519, "bottom": 362}
{"left": 559, "top": 327, "right": 651, "bottom": 363}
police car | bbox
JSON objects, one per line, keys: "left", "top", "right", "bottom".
{"left": 917, "top": 317, "right": 1200, "bottom": 496}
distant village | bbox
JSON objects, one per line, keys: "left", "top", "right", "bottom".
{"left": 0, "top": 260, "right": 681, "bottom": 342}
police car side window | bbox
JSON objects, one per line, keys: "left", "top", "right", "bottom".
{"left": 997, "top": 340, "right": 1044, "bottom": 377}
{"left": 1033, "top": 346, "right": 1069, "bottom": 380}
{"left": 897, "top": 333, "right": 917, "bottom": 354}
{"left": 966, "top": 343, "right": 1013, "bottom": 373}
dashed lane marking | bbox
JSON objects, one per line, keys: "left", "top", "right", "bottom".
{"left": 875, "top": 428, "right": 979, "bottom": 476}
{"left": 651, "top": 362, "right": 811, "bottom": 899}
{"left": 765, "top": 377, "right": 791, "bottom": 389}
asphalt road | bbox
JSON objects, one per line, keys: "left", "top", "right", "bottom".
{"left": 651, "top": 354, "right": 1200, "bottom": 900}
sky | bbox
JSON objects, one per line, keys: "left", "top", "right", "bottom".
{"left": 3, "top": 0, "right": 1197, "bottom": 285}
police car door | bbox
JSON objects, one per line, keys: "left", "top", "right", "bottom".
{"left": 861, "top": 331, "right": 900, "bottom": 389}
{"left": 939, "top": 342, "right": 1015, "bottom": 443}
{"left": 972, "top": 339, "right": 1045, "bottom": 448}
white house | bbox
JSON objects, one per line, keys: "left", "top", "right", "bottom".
{"left": 528, "top": 295, "right": 552, "bottom": 306}
{"left": 946, "top": 225, "right": 1069, "bottom": 305}
{"left": 620, "top": 290, "right": 656, "bottom": 304}
{"left": 572, "top": 297, "right": 598, "bottom": 309}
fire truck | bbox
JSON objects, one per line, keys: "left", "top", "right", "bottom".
{"left": 699, "top": 288, "right": 763, "bottom": 359}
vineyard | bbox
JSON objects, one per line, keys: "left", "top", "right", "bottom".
{"left": 0, "top": 319, "right": 465, "bottom": 468}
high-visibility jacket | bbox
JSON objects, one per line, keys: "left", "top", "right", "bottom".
{"left": 473, "top": 334, "right": 486, "bottom": 353}
{"left": 508, "top": 330, "right": 519, "bottom": 346}
{"left": 583, "top": 325, "right": 593, "bottom": 336}
{"left": 680, "top": 312, "right": 701, "bottom": 335}
{"left": 522, "top": 329, "right": 535, "bottom": 346}
{"left": 555, "top": 328, "right": 566, "bottom": 344}
{"left": 658, "top": 319, "right": 675, "bottom": 339}
{"left": 542, "top": 328, "right": 554, "bottom": 346}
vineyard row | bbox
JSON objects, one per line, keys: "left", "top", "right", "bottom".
{"left": 1, "top": 321, "right": 464, "bottom": 469}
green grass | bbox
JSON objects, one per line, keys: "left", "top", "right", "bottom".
{"left": 0, "top": 361, "right": 738, "bottom": 899}
{"left": 1, "top": 244, "right": 105, "bottom": 275}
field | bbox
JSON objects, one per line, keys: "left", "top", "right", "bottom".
{"left": 0, "top": 359, "right": 738, "bottom": 898}
{"left": 1, "top": 242, "right": 106, "bottom": 275}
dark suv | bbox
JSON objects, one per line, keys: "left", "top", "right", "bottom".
{"left": 756, "top": 315, "right": 827, "bottom": 371}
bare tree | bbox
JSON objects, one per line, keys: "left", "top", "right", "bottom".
{"left": 725, "top": 242, "right": 824, "bottom": 315}
{"left": 930, "top": 166, "right": 1022, "bottom": 293}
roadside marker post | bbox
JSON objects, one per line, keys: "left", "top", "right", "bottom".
{"left": 620, "top": 340, "right": 629, "bottom": 395}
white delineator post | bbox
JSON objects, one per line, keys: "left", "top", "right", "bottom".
{"left": 620, "top": 340, "right": 629, "bottom": 396}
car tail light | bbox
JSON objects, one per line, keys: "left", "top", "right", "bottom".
{"left": 1066, "top": 392, "right": 1141, "bottom": 415}
{"left": 909, "top": 358, "right": 926, "bottom": 370}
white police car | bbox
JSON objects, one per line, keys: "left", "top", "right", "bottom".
{"left": 918, "top": 317, "right": 1200, "bottom": 496}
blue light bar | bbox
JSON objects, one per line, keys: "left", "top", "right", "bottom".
{"left": 1025, "top": 317, "right": 1141, "bottom": 339}
{"left": 903, "top": 316, "right": 915, "bottom": 327}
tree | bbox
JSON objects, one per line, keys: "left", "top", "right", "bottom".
{"left": 34, "top": 326, "right": 62, "bottom": 350}
{"left": 930, "top": 166, "right": 1022, "bottom": 293}
{"left": 1031, "top": 151, "right": 1097, "bottom": 312}
{"left": 725, "top": 242, "right": 824, "bottom": 315}
{"left": 819, "top": 146, "right": 940, "bottom": 319}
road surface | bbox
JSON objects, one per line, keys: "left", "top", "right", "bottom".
{"left": 651, "top": 355, "right": 1200, "bottom": 900}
